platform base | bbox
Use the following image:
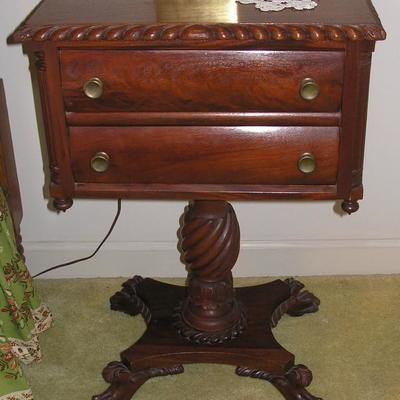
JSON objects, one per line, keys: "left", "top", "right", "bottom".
{"left": 93, "top": 277, "right": 322, "bottom": 400}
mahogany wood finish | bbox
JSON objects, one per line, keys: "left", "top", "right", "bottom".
{"left": 69, "top": 126, "right": 339, "bottom": 185}
{"left": 0, "top": 79, "right": 24, "bottom": 257}
{"left": 9, "top": 23, "right": 384, "bottom": 207}
{"left": 66, "top": 111, "right": 342, "bottom": 127}
{"left": 10, "top": 0, "right": 386, "bottom": 43}
{"left": 74, "top": 182, "right": 339, "bottom": 201}
{"left": 11, "top": 1, "right": 385, "bottom": 399}
{"left": 176, "top": 201, "right": 246, "bottom": 343}
{"left": 32, "top": 49, "right": 74, "bottom": 211}
{"left": 106, "top": 274, "right": 321, "bottom": 400}
{"left": 60, "top": 50, "right": 344, "bottom": 113}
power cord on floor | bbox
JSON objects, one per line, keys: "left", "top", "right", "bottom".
{"left": 32, "top": 199, "right": 122, "bottom": 278}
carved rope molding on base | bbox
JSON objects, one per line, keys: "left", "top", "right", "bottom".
{"left": 172, "top": 300, "right": 248, "bottom": 345}
{"left": 236, "top": 365, "right": 323, "bottom": 400}
{"left": 236, "top": 364, "right": 313, "bottom": 386}
{"left": 12, "top": 23, "right": 386, "bottom": 43}
{"left": 102, "top": 362, "right": 185, "bottom": 385}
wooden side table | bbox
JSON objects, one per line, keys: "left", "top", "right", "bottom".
{"left": 11, "top": 1, "right": 385, "bottom": 399}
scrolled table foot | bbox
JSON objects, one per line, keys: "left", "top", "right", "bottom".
{"left": 110, "top": 276, "right": 151, "bottom": 325}
{"left": 236, "top": 364, "right": 323, "bottom": 400}
{"left": 93, "top": 362, "right": 184, "bottom": 400}
{"left": 271, "top": 278, "right": 320, "bottom": 328}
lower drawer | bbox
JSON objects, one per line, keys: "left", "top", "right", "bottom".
{"left": 69, "top": 126, "right": 339, "bottom": 185}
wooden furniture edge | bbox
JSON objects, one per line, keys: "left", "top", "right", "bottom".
{"left": 0, "top": 79, "right": 24, "bottom": 255}
{"left": 9, "top": 22, "right": 386, "bottom": 44}
{"left": 72, "top": 183, "right": 340, "bottom": 201}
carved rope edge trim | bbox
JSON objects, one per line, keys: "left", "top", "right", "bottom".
{"left": 12, "top": 23, "right": 386, "bottom": 43}
{"left": 172, "top": 300, "right": 248, "bottom": 345}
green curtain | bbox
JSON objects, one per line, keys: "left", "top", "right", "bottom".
{"left": 0, "top": 189, "right": 52, "bottom": 400}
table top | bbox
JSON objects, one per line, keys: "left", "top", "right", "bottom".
{"left": 11, "top": 0, "right": 385, "bottom": 43}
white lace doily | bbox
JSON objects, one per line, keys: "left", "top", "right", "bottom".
{"left": 237, "top": 0, "right": 318, "bottom": 12}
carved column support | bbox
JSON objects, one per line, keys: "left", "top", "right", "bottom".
{"left": 174, "top": 201, "right": 247, "bottom": 344}
{"left": 32, "top": 50, "right": 73, "bottom": 212}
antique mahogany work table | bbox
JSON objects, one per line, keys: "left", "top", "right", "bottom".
{"left": 11, "top": 0, "right": 385, "bottom": 399}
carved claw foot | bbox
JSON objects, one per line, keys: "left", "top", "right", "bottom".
{"left": 284, "top": 278, "right": 321, "bottom": 317}
{"left": 271, "top": 279, "right": 320, "bottom": 328}
{"left": 110, "top": 276, "right": 151, "bottom": 325}
{"left": 236, "top": 364, "right": 323, "bottom": 400}
{"left": 93, "top": 362, "right": 184, "bottom": 400}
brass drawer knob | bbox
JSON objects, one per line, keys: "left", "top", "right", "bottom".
{"left": 83, "top": 77, "right": 103, "bottom": 99}
{"left": 91, "top": 152, "right": 110, "bottom": 173}
{"left": 298, "top": 153, "right": 316, "bottom": 174}
{"left": 300, "top": 78, "right": 320, "bottom": 101}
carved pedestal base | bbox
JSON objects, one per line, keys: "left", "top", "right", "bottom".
{"left": 94, "top": 201, "right": 322, "bottom": 400}
{"left": 93, "top": 277, "right": 322, "bottom": 400}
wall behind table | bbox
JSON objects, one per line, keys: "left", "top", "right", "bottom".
{"left": 0, "top": 1, "right": 399, "bottom": 278}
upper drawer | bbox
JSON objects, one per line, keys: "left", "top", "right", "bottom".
{"left": 60, "top": 50, "right": 344, "bottom": 113}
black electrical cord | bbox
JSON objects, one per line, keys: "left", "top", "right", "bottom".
{"left": 33, "top": 199, "right": 122, "bottom": 278}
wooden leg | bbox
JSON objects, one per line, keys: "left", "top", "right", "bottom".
{"left": 110, "top": 276, "right": 152, "bottom": 324}
{"left": 271, "top": 278, "right": 320, "bottom": 328}
{"left": 236, "top": 365, "right": 323, "bottom": 400}
{"left": 95, "top": 201, "right": 323, "bottom": 400}
{"left": 92, "top": 362, "right": 184, "bottom": 400}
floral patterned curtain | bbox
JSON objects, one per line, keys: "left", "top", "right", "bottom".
{"left": 0, "top": 189, "right": 52, "bottom": 400}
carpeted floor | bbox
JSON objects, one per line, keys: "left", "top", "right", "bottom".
{"left": 27, "top": 276, "right": 400, "bottom": 400}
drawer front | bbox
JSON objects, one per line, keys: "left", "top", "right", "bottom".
{"left": 69, "top": 127, "right": 339, "bottom": 185}
{"left": 61, "top": 50, "right": 344, "bottom": 113}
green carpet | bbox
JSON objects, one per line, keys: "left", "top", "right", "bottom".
{"left": 27, "top": 276, "right": 400, "bottom": 400}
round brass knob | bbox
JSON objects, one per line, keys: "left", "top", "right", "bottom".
{"left": 300, "top": 78, "right": 320, "bottom": 101}
{"left": 90, "top": 152, "right": 110, "bottom": 173}
{"left": 83, "top": 77, "right": 103, "bottom": 99}
{"left": 298, "top": 153, "right": 316, "bottom": 174}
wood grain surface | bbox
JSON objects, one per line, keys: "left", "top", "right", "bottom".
{"left": 10, "top": 0, "right": 385, "bottom": 43}
{"left": 69, "top": 126, "right": 339, "bottom": 185}
{"left": 61, "top": 50, "right": 344, "bottom": 113}
{"left": 66, "top": 111, "right": 341, "bottom": 127}
{"left": 9, "top": 1, "right": 386, "bottom": 398}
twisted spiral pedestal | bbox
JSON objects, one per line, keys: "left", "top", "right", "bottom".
{"left": 94, "top": 201, "right": 323, "bottom": 400}
{"left": 175, "top": 201, "right": 247, "bottom": 343}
